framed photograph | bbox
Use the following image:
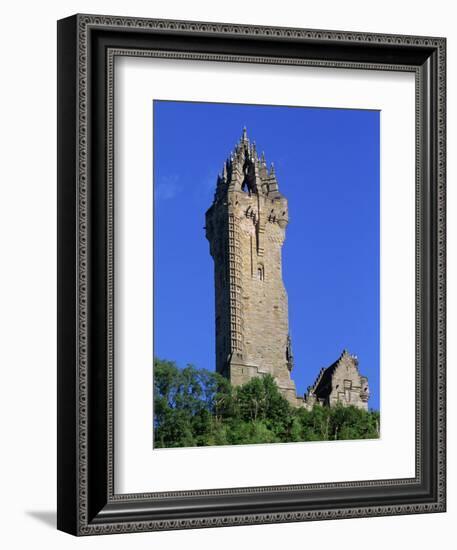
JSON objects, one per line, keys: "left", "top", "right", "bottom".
{"left": 57, "top": 14, "right": 446, "bottom": 535}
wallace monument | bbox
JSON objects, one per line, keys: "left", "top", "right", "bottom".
{"left": 205, "top": 128, "right": 370, "bottom": 410}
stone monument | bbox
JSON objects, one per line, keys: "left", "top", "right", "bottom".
{"left": 206, "top": 128, "right": 370, "bottom": 410}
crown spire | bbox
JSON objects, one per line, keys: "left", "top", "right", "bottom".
{"left": 211, "top": 129, "right": 284, "bottom": 201}
{"left": 242, "top": 126, "right": 248, "bottom": 142}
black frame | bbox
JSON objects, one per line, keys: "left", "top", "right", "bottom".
{"left": 57, "top": 14, "right": 446, "bottom": 536}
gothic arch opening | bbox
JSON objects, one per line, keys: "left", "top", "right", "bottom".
{"left": 241, "top": 159, "right": 256, "bottom": 194}
{"left": 257, "top": 264, "right": 265, "bottom": 281}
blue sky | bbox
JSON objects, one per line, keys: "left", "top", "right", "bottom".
{"left": 153, "top": 100, "right": 380, "bottom": 410}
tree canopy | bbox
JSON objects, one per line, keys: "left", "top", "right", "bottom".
{"left": 153, "top": 358, "right": 380, "bottom": 448}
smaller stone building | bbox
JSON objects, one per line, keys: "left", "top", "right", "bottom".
{"left": 303, "top": 350, "right": 370, "bottom": 411}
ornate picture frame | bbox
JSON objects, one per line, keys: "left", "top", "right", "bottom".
{"left": 57, "top": 14, "right": 446, "bottom": 535}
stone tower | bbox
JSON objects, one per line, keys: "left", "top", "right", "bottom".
{"left": 205, "top": 128, "right": 298, "bottom": 404}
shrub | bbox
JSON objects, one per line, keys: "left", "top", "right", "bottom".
{"left": 153, "top": 358, "right": 380, "bottom": 448}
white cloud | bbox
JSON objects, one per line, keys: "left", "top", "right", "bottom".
{"left": 155, "top": 175, "right": 181, "bottom": 201}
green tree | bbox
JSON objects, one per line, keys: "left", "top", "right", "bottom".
{"left": 153, "top": 358, "right": 380, "bottom": 448}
